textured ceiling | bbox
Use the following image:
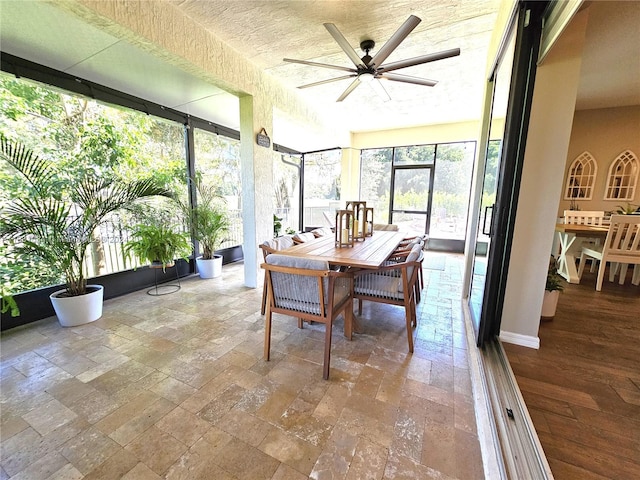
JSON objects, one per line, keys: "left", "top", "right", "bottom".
{"left": 0, "top": 1, "right": 639, "bottom": 147}
{"left": 170, "top": 0, "right": 501, "bottom": 131}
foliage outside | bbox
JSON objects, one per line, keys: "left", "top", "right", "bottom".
{"left": 0, "top": 135, "right": 173, "bottom": 296}
{"left": 1, "top": 72, "right": 242, "bottom": 297}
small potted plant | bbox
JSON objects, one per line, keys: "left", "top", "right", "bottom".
{"left": 541, "top": 255, "right": 564, "bottom": 321}
{"left": 616, "top": 203, "right": 639, "bottom": 215}
{"left": 177, "top": 177, "right": 230, "bottom": 279}
{"left": 124, "top": 223, "right": 192, "bottom": 271}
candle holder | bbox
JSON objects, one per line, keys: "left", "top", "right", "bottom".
{"left": 363, "top": 207, "right": 374, "bottom": 237}
{"left": 335, "top": 209, "right": 354, "bottom": 248}
{"left": 346, "top": 201, "right": 367, "bottom": 241}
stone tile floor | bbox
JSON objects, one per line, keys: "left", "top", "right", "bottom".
{"left": 0, "top": 253, "right": 483, "bottom": 479}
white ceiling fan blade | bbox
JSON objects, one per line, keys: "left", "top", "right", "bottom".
{"left": 368, "top": 78, "right": 391, "bottom": 102}
{"left": 283, "top": 58, "right": 356, "bottom": 73}
{"left": 324, "top": 23, "right": 366, "bottom": 68}
{"left": 370, "top": 15, "right": 421, "bottom": 68}
{"left": 380, "top": 72, "right": 438, "bottom": 87}
{"left": 297, "top": 75, "right": 357, "bottom": 89}
{"left": 336, "top": 78, "right": 361, "bottom": 102}
{"left": 377, "top": 48, "right": 461, "bottom": 73}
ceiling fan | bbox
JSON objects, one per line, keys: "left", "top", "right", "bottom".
{"left": 283, "top": 15, "right": 460, "bottom": 102}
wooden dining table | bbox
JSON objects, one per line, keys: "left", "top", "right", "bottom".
{"left": 277, "top": 230, "right": 407, "bottom": 269}
{"left": 555, "top": 223, "right": 609, "bottom": 283}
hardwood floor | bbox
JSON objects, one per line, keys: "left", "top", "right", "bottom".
{"left": 503, "top": 266, "right": 640, "bottom": 480}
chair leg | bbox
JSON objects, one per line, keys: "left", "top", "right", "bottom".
{"left": 264, "top": 311, "right": 272, "bottom": 361}
{"left": 596, "top": 261, "right": 607, "bottom": 291}
{"left": 344, "top": 302, "right": 353, "bottom": 341}
{"left": 261, "top": 276, "right": 268, "bottom": 315}
{"left": 618, "top": 264, "right": 629, "bottom": 285}
{"left": 404, "top": 298, "right": 415, "bottom": 353}
{"left": 323, "top": 319, "right": 333, "bottom": 380}
{"left": 358, "top": 298, "right": 363, "bottom": 315}
{"left": 577, "top": 252, "right": 588, "bottom": 280}
{"left": 632, "top": 264, "right": 640, "bottom": 286}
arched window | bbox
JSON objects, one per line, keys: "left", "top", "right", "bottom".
{"left": 564, "top": 151, "right": 597, "bottom": 200}
{"left": 604, "top": 150, "right": 638, "bottom": 201}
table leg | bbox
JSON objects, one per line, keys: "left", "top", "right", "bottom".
{"left": 556, "top": 231, "right": 583, "bottom": 284}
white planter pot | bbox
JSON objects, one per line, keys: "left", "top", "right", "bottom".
{"left": 196, "top": 255, "right": 222, "bottom": 278}
{"left": 541, "top": 290, "right": 560, "bottom": 321}
{"left": 50, "top": 285, "right": 104, "bottom": 327}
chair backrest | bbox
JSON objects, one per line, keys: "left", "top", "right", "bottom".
{"left": 311, "top": 227, "right": 333, "bottom": 237}
{"left": 564, "top": 210, "right": 608, "bottom": 226}
{"left": 265, "top": 254, "right": 330, "bottom": 314}
{"left": 274, "top": 235, "right": 294, "bottom": 250}
{"left": 403, "top": 244, "right": 423, "bottom": 287}
{"left": 293, "top": 232, "right": 316, "bottom": 243}
{"left": 602, "top": 214, "right": 640, "bottom": 260}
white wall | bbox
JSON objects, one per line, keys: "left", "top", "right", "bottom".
{"left": 499, "top": 9, "right": 589, "bottom": 347}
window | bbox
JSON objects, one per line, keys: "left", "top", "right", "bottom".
{"left": 274, "top": 153, "right": 301, "bottom": 235}
{"left": 193, "top": 128, "right": 242, "bottom": 248}
{"left": 564, "top": 151, "right": 597, "bottom": 200}
{"left": 303, "top": 149, "right": 342, "bottom": 229}
{"left": 360, "top": 148, "right": 393, "bottom": 224}
{"left": 604, "top": 150, "right": 638, "bottom": 201}
{"left": 360, "top": 142, "right": 475, "bottom": 242}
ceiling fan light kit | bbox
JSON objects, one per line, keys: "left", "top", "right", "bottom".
{"left": 284, "top": 15, "right": 460, "bottom": 102}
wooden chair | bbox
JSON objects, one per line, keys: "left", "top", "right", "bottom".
{"left": 386, "top": 236, "right": 426, "bottom": 303}
{"left": 353, "top": 244, "right": 423, "bottom": 353}
{"left": 259, "top": 235, "right": 295, "bottom": 315}
{"left": 578, "top": 214, "right": 640, "bottom": 291}
{"left": 262, "top": 254, "right": 354, "bottom": 379}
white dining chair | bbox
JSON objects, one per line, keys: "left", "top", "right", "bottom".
{"left": 577, "top": 214, "right": 640, "bottom": 291}
{"left": 564, "top": 210, "right": 609, "bottom": 272}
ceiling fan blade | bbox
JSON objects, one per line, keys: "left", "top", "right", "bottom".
{"left": 368, "top": 78, "right": 391, "bottom": 102}
{"left": 297, "top": 75, "right": 357, "bottom": 89}
{"left": 369, "top": 15, "right": 421, "bottom": 68}
{"left": 380, "top": 72, "right": 438, "bottom": 87}
{"left": 323, "top": 23, "right": 366, "bottom": 68}
{"left": 377, "top": 48, "right": 461, "bottom": 73}
{"left": 336, "top": 78, "right": 361, "bottom": 102}
{"left": 283, "top": 58, "right": 356, "bottom": 73}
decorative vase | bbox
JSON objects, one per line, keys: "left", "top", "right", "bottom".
{"left": 196, "top": 255, "right": 222, "bottom": 278}
{"left": 541, "top": 290, "right": 560, "bottom": 321}
{"left": 50, "top": 285, "right": 104, "bottom": 327}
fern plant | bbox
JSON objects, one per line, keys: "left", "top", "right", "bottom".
{"left": 124, "top": 223, "right": 192, "bottom": 271}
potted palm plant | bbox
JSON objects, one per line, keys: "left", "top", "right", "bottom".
{"left": 541, "top": 255, "right": 564, "bottom": 321}
{"left": 0, "top": 135, "right": 172, "bottom": 327}
{"left": 179, "top": 177, "right": 230, "bottom": 278}
{"left": 124, "top": 223, "right": 192, "bottom": 271}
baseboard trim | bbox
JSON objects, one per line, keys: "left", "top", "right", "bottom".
{"left": 499, "top": 330, "right": 540, "bottom": 349}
